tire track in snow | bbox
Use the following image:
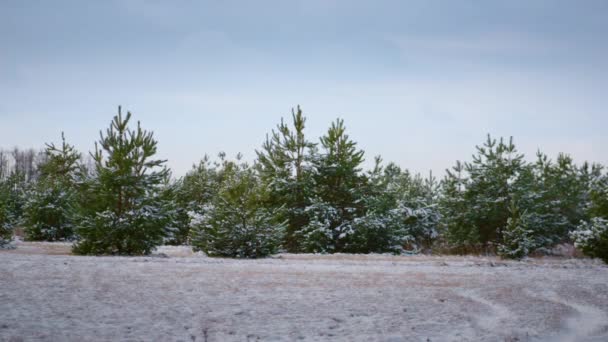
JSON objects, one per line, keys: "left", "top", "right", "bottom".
{"left": 456, "top": 289, "right": 513, "bottom": 332}
{"left": 528, "top": 289, "right": 608, "bottom": 342}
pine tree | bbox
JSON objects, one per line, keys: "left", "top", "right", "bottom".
{"left": 351, "top": 159, "right": 440, "bottom": 253}
{"left": 22, "top": 133, "right": 81, "bottom": 241}
{"left": 586, "top": 164, "right": 608, "bottom": 219}
{"left": 298, "top": 119, "right": 366, "bottom": 252}
{"left": 572, "top": 164, "right": 608, "bottom": 263}
{"left": 440, "top": 161, "right": 478, "bottom": 251}
{"left": 72, "top": 107, "right": 173, "bottom": 255}
{"left": 171, "top": 154, "right": 229, "bottom": 245}
{"left": 189, "top": 156, "right": 285, "bottom": 258}
{"left": 570, "top": 217, "right": 608, "bottom": 263}
{"left": 513, "top": 152, "right": 586, "bottom": 250}
{"left": 348, "top": 158, "right": 412, "bottom": 254}
{"left": 0, "top": 180, "right": 14, "bottom": 247}
{"left": 441, "top": 135, "right": 526, "bottom": 252}
{"left": 0, "top": 172, "right": 27, "bottom": 247}
{"left": 256, "top": 106, "right": 315, "bottom": 252}
{"left": 497, "top": 200, "right": 537, "bottom": 259}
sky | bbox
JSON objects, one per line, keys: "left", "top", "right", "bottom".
{"left": 1, "top": 0, "right": 607, "bottom": 177}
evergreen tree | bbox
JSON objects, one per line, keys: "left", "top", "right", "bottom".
{"left": 497, "top": 200, "right": 537, "bottom": 259}
{"left": 72, "top": 107, "right": 173, "bottom": 255}
{"left": 512, "top": 152, "right": 586, "bottom": 250}
{"left": 570, "top": 217, "right": 608, "bottom": 263}
{"left": 585, "top": 164, "right": 608, "bottom": 219}
{"left": 442, "top": 135, "right": 526, "bottom": 252}
{"left": 440, "top": 160, "right": 477, "bottom": 251}
{"left": 171, "top": 154, "right": 228, "bottom": 245}
{"left": 298, "top": 119, "right": 366, "bottom": 252}
{"left": 256, "top": 106, "right": 315, "bottom": 252}
{"left": 22, "top": 133, "right": 81, "bottom": 241}
{"left": 348, "top": 159, "right": 412, "bottom": 254}
{"left": 352, "top": 159, "right": 440, "bottom": 253}
{"left": 0, "top": 172, "right": 27, "bottom": 247}
{"left": 189, "top": 156, "right": 285, "bottom": 258}
{"left": 571, "top": 164, "right": 608, "bottom": 263}
{"left": 0, "top": 180, "right": 14, "bottom": 247}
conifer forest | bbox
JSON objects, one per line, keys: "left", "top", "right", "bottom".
{"left": 1, "top": 106, "right": 607, "bottom": 262}
{"left": 2, "top": 1, "right": 608, "bottom": 341}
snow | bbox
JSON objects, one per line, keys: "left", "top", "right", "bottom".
{"left": 1, "top": 242, "right": 608, "bottom": 341}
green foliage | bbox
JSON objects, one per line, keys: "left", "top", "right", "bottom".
{"left": 570, "top": 218, "right": 608, "bottom": 263}
{"left": 441, "top": 136, "right": 590, "bottom": 255}
{"left": 0, "top": 182, "right": 14, "bottom": 246}
{"left": 513, "top": 153, "right": 588, "bottom": 249}
{"left": 442, "top": 135, "right": 526, "bottom": 250}
{"left": 72, "top": 107, "right": 173, "bottom": 255}
{"left": 0, "top": 173, "right": 26, "bottom": 246}
{"left": 297, "top": 119, "right": 366, "bottom": 252}
{"left": 256, "top": 106, "right": 316, "bottom": 252}
{"left": 22, "top": 186, "right": 76, "bottom": 241}
{"left": 497, "top": 201, "right": 537, "bottom": 259}
{"left": 4, "top": 105, "right": 607, "bottom": 258}
{"left": 170, "top": 154, "right": 230, "bottom": 245}
{"left": 22, "top": 133, "right": 81, "bottom": 241}
{"left": 190, "top": 157, "right": 285, "bottom": 258}
{"left": 440, "top": 161, "right": 478, "bottom": 249}
{"left": 348, "top": 159, "right": 440, "bottom": 253}
{"left": 585, "top": 164, "right": 608, "bottom": 219}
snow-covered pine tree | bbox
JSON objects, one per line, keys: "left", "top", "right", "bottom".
{"left": 440, "top": 161, "right": 477, "bottom": 251}
{"left": 0, "top": 172, "right": 26, "bottom": 247}
{"left": 298, "top": 119, "right": 366, "bottom": 253}
{"left": 350, "top": 159, "right": 440, "bottom": 254}
{"left": 348, "top": 158, "right": 413, "bottom": 254}
{"left": 514, "top": 153, "right": 585, "bottom": 249}
{"left": 497, "top": 199, "right": 537, "bottom": 259}
{"left": 571, "top": 164, "right": 608, "bottom": 263}
{"left": 189, "top": 156, "right": 285, "bottom": 258}
{"left": 570, "top": 217, "right": 608, "bottom": 263}
{"left": 499, "top": 152, "right": 593, "bottom": 258}
{"left": 399, "top": 170, "right": 441, "bottom": 248}
{"left": 22, "top": 133, "right": 81, "bottom": 241}
{"left": 72, "top": 107, "right": 173, "bottom": 255}
{"left": 585, "top": 163, "right": 608, "bottom": 219}
{"left": 170, "top": 154, "right": 227, "bottom": 245}
{"left": 256, "top": 106, "right": 316, "bottom": 252}
{"left": 0, "top": 179, "right": 13, "bottom": 247}
{"left": 441, "top": 135, "right": 526, "bottom": 253}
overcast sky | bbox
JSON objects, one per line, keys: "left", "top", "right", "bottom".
{"left": 1, "top": 0, "right": 607, "bottom": 177}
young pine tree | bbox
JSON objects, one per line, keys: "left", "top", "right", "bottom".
{"left": 349, "top": 158, "right": 411, "bottom": 254}
{"left": 352, "top": 159, "right": 440, "bottom": 253}
{"left": 256, "top": 106, "right": 315, "bottom": 252}
{"left": 189, "top": 156, "right": 285, "bottom": 258}
{"left": 0, "top": 180, "right": 14, "bottom": 247}
{"left": 585, "top": 164, "right": 608, "bottom": 219}
{"left": 571, "top": 164, "right": 608, "bottom": 263}
{"left": 440, "top": 161, "right": 477, "bottom": 251}
{"left": 497, "top": 199, "right": 537, "bottom": 259}
{"left": 513, "top": 153, "right": 585, "bottom": 249}
{"left": 22, "top": 133, "right": 81, "bottom": 241}
{"left": 72, "top": 107, "right": 173, "bottom": 255}
{"left": 298, "top": 119, "right": 366, "bottom": 253}
{"left": 170, "top": 154, "right": 230, "bottom": 245}
{"left": 570, "top": 217, "right": 608, "bottom": 263}
{"left": 441, "top": 135, "right": 526, "bottom": 252}
{"left": 0, "top": 172, "right": 27, "bottom": 246}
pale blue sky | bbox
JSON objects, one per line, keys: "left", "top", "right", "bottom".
{"left": 1, "top": 0, "right": 607, "bottom": 176}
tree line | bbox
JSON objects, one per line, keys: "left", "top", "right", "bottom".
{"left": 1, "top": 106, "right": 607, "bottom": 262}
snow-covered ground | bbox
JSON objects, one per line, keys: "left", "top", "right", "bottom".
{"left": 1, "top": 242, "right": 607, "bottom": 341}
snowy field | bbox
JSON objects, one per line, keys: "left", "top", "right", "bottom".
{"left": 1, "top": 242, "right": 608, "bottom": 342}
